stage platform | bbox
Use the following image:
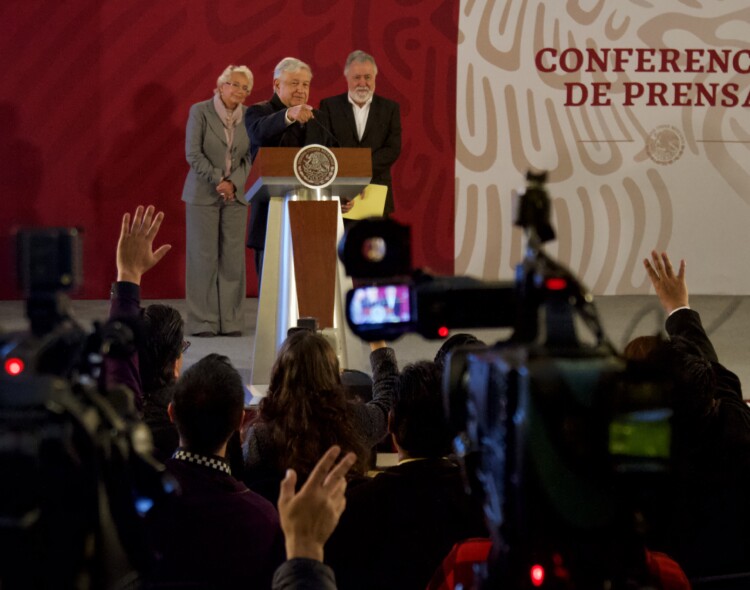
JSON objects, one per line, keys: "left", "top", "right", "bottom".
{"left": 2, "top": 295, "right": 749, "bottom": 394}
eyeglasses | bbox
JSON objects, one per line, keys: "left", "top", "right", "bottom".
{"left": 224, "top": 81, "right": 251, "bottom": 93}
{"left": 181, "top": 339, "right": 191, "bottom": 354}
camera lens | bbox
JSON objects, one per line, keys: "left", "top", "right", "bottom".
{"left": 361, "top": 237, "right": 386, "bottom": 263}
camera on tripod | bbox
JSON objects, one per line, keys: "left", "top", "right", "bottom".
{"left": 338, "top": 172, "right": 676, "bottom": 588}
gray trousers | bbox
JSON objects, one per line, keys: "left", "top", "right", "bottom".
{"left": 185, "top": 200, "right": 248, "bottom": 334}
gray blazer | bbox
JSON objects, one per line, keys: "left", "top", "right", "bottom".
{"left": 181, "top": 98, "right": 252, "bottom": 206}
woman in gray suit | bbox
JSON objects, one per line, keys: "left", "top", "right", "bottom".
{"left": 182, "top": 65, "right": 253, "bottom": 337}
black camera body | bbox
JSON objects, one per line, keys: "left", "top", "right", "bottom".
{"left": 1, "top": 228, "right": 173, "bottom": 589}
{"left": 447, "top": 342, "right": 673, "bottom": 588}
{"left": 343, "top": 275, "right": 517, "bottom": 341}
{"left": 338, "top": 172, "right": 598, "bottom": 344}
{"left": 339, "top": 172, "right": 676, "bottom": 588}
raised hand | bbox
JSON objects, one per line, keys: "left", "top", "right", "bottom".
{"left": 644, "top": 250, "right": 688, "bottom": 315}
{"left": 277, "top": 445, "right": 357, "bottom": 562}
{"left": 117, "top": 205, "right": 171, "bottom": 285}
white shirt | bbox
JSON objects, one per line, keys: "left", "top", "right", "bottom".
{"left": 348, "top": 93, "right": 373, "bottom": 141}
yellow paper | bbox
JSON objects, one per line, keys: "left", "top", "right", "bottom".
{"left": 342, "top": 184, "right": 387, "bottom": 220}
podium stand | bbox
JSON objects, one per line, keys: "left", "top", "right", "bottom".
{"left": 244, "top": 147, "right": 372, "bottom": 392}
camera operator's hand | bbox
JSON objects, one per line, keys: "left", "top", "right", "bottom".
{"left": 117, "top": 205, "right": 172, "bottom": 285}
{"left": 644, "top": 250, "right": 688, "bottom": 315}
{"left": 277, "top": 445, "right": 356, "bottom": 562}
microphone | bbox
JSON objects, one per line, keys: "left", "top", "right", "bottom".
{"left": 309, "top": 109, "right": 340, "bottom": 148}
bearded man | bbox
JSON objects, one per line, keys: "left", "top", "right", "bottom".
{"left": 319, "top": 50, "right": 402, "bottom": 216}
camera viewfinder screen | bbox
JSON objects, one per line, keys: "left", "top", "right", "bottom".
{"left": 609, "top": 409, "right": 671, "bottom": 460}
{"left": 349, "top": 285, "right": 411, "bottom": 326}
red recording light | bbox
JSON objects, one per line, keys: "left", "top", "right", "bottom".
{"left": 437, "top": 326, "right": 449, "bottom": 338}
{"left": 530, "top": 564, "right": 545, "bottom": 586}
{"left": 4, "top": 358, "right": 25, "bottom": 376}
{"left": 545, "top": 277, "right": 567, "bottom": 291}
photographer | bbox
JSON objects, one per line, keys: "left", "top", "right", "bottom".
{"left": 0, "top": 207, "right": 183, "bottom": 588}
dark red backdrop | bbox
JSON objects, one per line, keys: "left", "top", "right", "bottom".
{"left": 0, "top": 1, "right": 457, "bottom": 299}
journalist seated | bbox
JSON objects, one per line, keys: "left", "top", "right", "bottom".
{"left": 146, "top": 353, "right": 285, "bottom": 588}
{"left": 110, "top": 206, "right": 252, "bottom": 473}
{"left": 272, "top": 446, "right": 357, "bottom": 590}
{"left": 243, "top": 330, "right": 398, "bottom": 502}
{"left": 242, "top": 331, "right": 396, "bottom": 504}
{"left": 104, "top": 206, "right": 186, "bottom": 462}
{"left": 324, "top": 360, "right": 487, "bottom": 590}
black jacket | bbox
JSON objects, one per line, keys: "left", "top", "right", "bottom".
{"left": 319, "top": 93, "right": 401, "bottom": 214}
{"left": 662, "top": 308, "right": 750, "bottom": 578}
{"left": 325, "top": 457, "right": 487, "bottom": 590}
{"left": 244, "top": 94, "right": 331, "bottom": 249}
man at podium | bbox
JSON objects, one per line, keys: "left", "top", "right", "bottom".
{"left": 244, "top": 57, "right": 332, "bottom": 280}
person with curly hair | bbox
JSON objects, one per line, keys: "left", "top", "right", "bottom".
{"left": 242, "top": 330, "right": 396, "bottom": 504}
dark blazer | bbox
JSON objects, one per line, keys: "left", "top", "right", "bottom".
{"left": 244, "top": 94, "right": 331, "bottom": 249}
{"left": 146, "top": 458, "right": 285, "bottom": 588}
{"left": 661, "top": 308, "right": 750, "bottom": 577}
{"left": 272, "top": 559, "right": 337, "bottom": 590}
{"left": 324, "top": 458, "right": 487, "bottom": 590}
{"left": 242, "top": 347, "right": 398, "bottom": 505}
{"left": 319, "top": 93, "right": 401, "bottom": 214}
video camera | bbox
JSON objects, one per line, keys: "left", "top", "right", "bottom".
{"left": 338, "top": 171, "right": 603, "bottom": 344}
{"left": 339, "top": 172, "right": 676, "bottom": 588}
{"left": 338, "top": 215, "right": 517, "bottom": 341}
{"left": 0, "top": 229, "right": 174, "bottom": 589}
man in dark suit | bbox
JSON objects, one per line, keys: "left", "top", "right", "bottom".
{"left": 641, "top": 250, "right": 750, "bottom": 578}
{"left": 244, "top": 57, "right": 331, "bottom": 278}
{"left": 319, "top": 50, "right": 402, "bottom": 216}
{"left": 324, "top": 361, "right": 487, "bottom": 590}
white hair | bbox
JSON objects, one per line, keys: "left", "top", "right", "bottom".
{"left": 273, "top": 57, "right": 313, "bottom": 81}
{"left": 344, "top": 50, "right": 378, "bottom": 76}
{"left": 215, "top": 65, "right": 254, "bottom": 92}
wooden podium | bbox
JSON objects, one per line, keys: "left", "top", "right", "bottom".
{"left": 244, "top": 147, "right": 372, "bottom": 391}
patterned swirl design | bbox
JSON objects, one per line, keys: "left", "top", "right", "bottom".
{"left": 456, "top": 1, "right": 750, "bottom": 294}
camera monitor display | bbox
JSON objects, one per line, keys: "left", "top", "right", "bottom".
{"left": 348, "top": 284, "right": 411, "bottom": 327}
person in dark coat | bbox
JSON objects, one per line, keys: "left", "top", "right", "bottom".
{"left": 633, "top": 250, "right": 750, "bottom": 579}
{"left": 108, "top": 206, "right": 285, "bottom": 587}
{"left": 272, "top": 446, "right": 357, "bottom": 590}
{"left": 242, "top": 335, "right": 395, "bottom": 505}
{"left": 105, "top": 206, "right": 182, "bottom": 461}
{"left": 244, "top": 57, "right": 331, "bottom": 279}
{"left": 325, "top": 360, "right": 487, "bottom": 590}
{"left": 319, "top": 50, "right": 401, "bottom": 216}
{"left": 147, "top": 353, "right": 285, "bottom": 588}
